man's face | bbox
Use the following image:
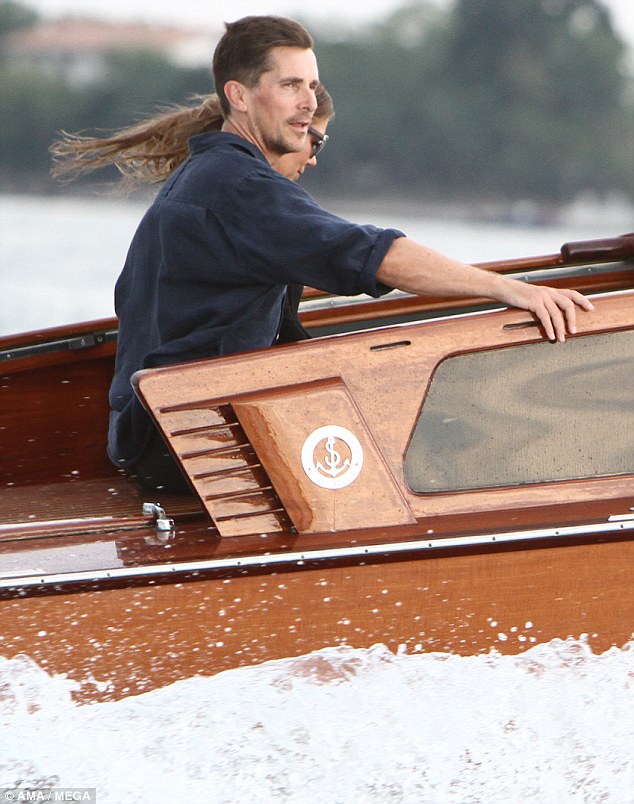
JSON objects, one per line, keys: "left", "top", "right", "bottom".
{"left": 245, "top": 46, "right": 319, "bottom": 160}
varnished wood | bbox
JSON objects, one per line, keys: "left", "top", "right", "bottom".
{"left": 0, "top": 350, "right": 115, "bottom": 485}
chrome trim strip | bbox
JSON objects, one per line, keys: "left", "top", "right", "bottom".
{"left": 509, "top": 263, "right": 634, "bottom": 284}
{"left": 1, "top": 518, "right": 633, "bottom": 590}
{"left": 0, "top": 329, "right": 118, "bottom": 362}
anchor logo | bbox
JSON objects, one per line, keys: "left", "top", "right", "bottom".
{"left": 316, "top": 436, "right": 350, "bottom": 478}
{"left": 301, "top": 425, "right": 363, "bottom": 490}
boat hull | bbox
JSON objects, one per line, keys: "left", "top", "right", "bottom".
{"left": 1, "top": 521, "right": 633, "bottom": 702}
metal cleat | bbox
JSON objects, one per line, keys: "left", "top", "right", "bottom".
{"left": 142, "top": 502, "right": 175, "bottom": 532}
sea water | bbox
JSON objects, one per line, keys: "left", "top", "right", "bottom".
{"left": 2, "top": 192, "right": 633, "bottom": 801}
{"left": 1, "top": 639, "right": 633, "bottom": 802}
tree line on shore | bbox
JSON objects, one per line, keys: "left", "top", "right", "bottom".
{"left": 1, "top": 0, "right": 633, "bottom": 205}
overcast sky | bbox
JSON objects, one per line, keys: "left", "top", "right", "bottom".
{"left": 24, "top": 0, "right": 634, "bottom": 48}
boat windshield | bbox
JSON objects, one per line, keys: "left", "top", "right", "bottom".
{"left": 404, "top": 329, "right": 634, "bottom": 493}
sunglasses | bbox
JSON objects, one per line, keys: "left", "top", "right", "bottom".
{"left": 308, "top": 126, "right": 329, "bottom": 158}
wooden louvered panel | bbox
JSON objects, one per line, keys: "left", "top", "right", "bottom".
{"left": 152, "top": 400, "right": 292, "bottom": 536}
{"left": 159, "top": 403, "right": 233, "bottom": 432}
{"left": 200, "top": 488, "right": 285, "bottom": 520}
{"left": 213, "top": 509, "right": 293, "bottom": 537}
{"left": 192, "top": 465, "right": 272, "bottom": 495}
{"left": 169, "top": 425, "right": 247, "bottom": 453}
{"left": 171, "top": 444, "right": 257, "bottom": 475}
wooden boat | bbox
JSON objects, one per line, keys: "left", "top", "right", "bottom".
{"left": 1, "top": 234, "right": 633, "bottom": 703}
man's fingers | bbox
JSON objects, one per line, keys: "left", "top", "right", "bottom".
{"left": 565, "top": 289, "right": 595, "bottom": 311}
{"left": 544, "top": 296, "right": 566, "bottom": 342}
{"left": 533, "top": 298, "right": 556, "bottom": 341}
{"left": 539, "top": 288, "right": 593, "bottom": 342}
{"left": 555, "top": 292, "right": 577, "bottom": 338}
{"left": 496, "top": 279, "right": 594, "bottom": 342}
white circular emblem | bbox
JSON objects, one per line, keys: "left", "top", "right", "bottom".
{"left": 301, "top": 425, "right": 364, "bottom": 490}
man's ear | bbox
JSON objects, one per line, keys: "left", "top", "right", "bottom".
{"left": 224, "top": 80, "right": 249, "bottom": 113}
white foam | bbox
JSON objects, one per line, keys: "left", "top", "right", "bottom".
{"left": 1, "top": 638, "right": 633, "bottom": 802}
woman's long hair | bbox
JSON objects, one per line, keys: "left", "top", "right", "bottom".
{"left": 50, "top": 94, "right": 224, "bottom": 188}
{"left": 51, "top": 84, "right": 333, "bottom": 190}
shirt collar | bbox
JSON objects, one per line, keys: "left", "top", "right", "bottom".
{"left": 188, "top": 131, "right": 267, "bottom": 163}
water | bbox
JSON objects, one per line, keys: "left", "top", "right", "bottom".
{"left": 0, "top": 193, "right": 148, "bottom": 336}
{"left": 2, "top": 192, "right": 633, "bottom": 801}
{"left": 1, "top": 191, "right": 632, "bottom": 336}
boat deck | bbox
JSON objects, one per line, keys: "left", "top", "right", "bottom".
{"left": 1, "top": 475, "right": 202, "bottom": 540}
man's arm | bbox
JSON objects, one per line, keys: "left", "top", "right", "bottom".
{"left": 376, "top": 237, "right": 594, "bottom": 342}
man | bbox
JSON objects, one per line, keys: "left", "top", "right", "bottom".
{"left": 109, "top": 15, "right": 593, "bottom": 494}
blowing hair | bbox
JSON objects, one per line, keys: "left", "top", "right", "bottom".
{"left": 50, "top": 83, "right": 332, "bottom": 190}
{"left": 213, "top": 16, "right": 314, "bottom": 117}
{"left": 50, "top": 94, "right": 224, "bottom": 189}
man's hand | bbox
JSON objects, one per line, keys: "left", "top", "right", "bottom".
{"left": 497, "top": 281, "right": 594, "bottom": 342}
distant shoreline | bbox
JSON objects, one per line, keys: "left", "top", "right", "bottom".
{"left": 3, "top": 185, "right": 634, "bottom": 231}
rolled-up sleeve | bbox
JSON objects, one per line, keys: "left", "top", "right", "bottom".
{"left": 217, "top": 169, "right": 405, "bottom": 298}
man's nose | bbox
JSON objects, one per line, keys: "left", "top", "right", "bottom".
{"left": 300, "top": 86, "right": 317, "bottom": 114}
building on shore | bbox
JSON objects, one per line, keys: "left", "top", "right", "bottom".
{"left": 4, "top": 17, "right": 221, "bottom": 83}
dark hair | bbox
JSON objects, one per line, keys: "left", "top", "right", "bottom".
{"left": 314, "top": 82, "right": 334, "bottom": 122}
{"left": 213, "top": 16, "right": 314, "bottom": 116}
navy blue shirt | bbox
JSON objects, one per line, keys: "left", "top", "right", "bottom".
{"left": 108, "top": 131, "right": 404, "bottom": 467}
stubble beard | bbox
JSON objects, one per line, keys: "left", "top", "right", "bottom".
{"left": 266, "top": 132, "right": 305, "bottom": 157}
{"left": 263, "top": 116, "right": 307, "bottom": 157}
